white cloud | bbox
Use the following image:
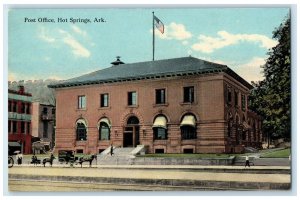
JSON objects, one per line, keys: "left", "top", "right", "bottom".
{"left": 193, "top": 55, "right": 265, "bottom": 82}
{"left": 155, "top": 22, "right": 192, "bottom": 41}
{"left": 235, "top": 57, "right": 266, "bottom": 82}
{"left": 38, "top": 27, "right": 55, "bottom": 43}
{"left": 8, "top": 72, "right": 18, "bottom": 81}
{"left": 196, "top": 56, "right": 229, "bottom": 66}
{"left": 192, "top": 31, "right": 278, "bottom": 53}
{"left": 71, "top": 25, "right": 87, "bottom": 37}
{"left": 63, "top": 36, "right": 91, "bottom": 58}
{"left": 58, "top": 29, "right": 91, "bottom": 58}
{"left": 182, "top": 40, "right": 189, "bottom": 45}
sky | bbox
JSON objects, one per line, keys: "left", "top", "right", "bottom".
{"left": 8, "top": 8, "right": 290, "bottom": 83}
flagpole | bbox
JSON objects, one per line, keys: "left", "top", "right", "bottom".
{"left": 152, "top": 11, "right": 155, "bottom": 61}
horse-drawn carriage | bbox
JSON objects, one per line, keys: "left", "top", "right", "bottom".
{"left": 58, "top": 150, "right": 96, "bottom": 167}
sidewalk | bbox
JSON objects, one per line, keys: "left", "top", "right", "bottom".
{"left": 13, "top": 163, "right": 290, "bottom": 170}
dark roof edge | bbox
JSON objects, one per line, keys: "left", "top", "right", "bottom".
{"left": 47, "top": 64, "right": 253, "bottom": 90}
{"left": 48, "top": 68, "right": 225, "bottom": 89}
{"left": 224, "top": 68, "right": 253, "bottom": 89}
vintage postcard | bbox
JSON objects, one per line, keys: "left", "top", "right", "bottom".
{"left": 6, "top": 6, "right": 291, "bottom": 193}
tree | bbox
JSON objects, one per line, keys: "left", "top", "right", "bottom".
{"left": 249, "top": 15, "right": 291, "bottom": 141}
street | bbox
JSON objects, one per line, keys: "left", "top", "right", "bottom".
{"left": 8, "top": 165, "right": 291, "bottom": 192}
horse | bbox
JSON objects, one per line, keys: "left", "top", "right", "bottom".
{"left": 78, "top": 154, "right": 96, "bottom": 168}
{"left": 42, "top": 154, "right": 55, "bottom": 167}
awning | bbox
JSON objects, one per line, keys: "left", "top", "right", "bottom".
{"left": 242, "top": 121, "right": 251, "bottom": 129}
{"left": 98, "top": 118, "right": 111, "bottom": 129}
{"left": 152, "top": 116, "right": 167, "bottom": 129}
{"left": 76, "top": 119, "right": 87, "bottom": 127}
{"left": 8, "top": 142, "right": 21, "bottom": 147}
{"left": 180, "top": 115, "right": 196, "bottom": 127}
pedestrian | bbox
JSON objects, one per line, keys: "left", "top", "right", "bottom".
{"left": 110, "top": 144, "right": 114, "bottom": 156}
{"left": 245, "top": 155, "right": 250, "bottom": 167}
{"left": 17, "top": 153, "right": 23, "bottom": 165}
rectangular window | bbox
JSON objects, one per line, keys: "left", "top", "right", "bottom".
{"left": 100, "top": 127, "right": 110, "bottom": 140}
{"left": 128, "top": 91, "right": 137, "bottom": 106}
{"left": 154, "top": 127, "right": 167, "bottom": 140}
{"left": 26, "top": 104, "right": 30, "bottom": 114}
{"left": 155, "top": 149, "right": 165, "bottom": 153}
{"left": 78, "top": 95, "right": 86, "bottom": 109}
{"left": 43, "top": 121, "right": 48, "bottom": 138}
{"left": 227, "top": 89, "right": 232, "bottom": 103}
{"left": 8, "top": 120, "right": 11, "bottom": 133}
{"left": 156, "top": 89, "right": 166, "bottom": 104}
{"left": 183, "top": 149, "right": 194, "bottom": 153}
{"left": 13, "top": 121, "right": 17, "bottom": 133}
{"left": 234, "top": 91, "right": 239, "bottom": 106}
{"left": 43, "top": 107, "right": 48, "bottom": 114}
{"left": 8, "top": 101, "right": 11, "bottom": 112}
{"left": 21, "top": 121, "right": 25, "bottom": 133}
{"left": 76, "top": 149, "right": 83, "bottom": 154}
{"left": 100, "top": 93, "right": 109, "bottom": 107}
{"left": 13, "top": 102, "right": 17, "bottom": 112}
{"left": 242, "top": 94, "right": 246, "bottom": 111}
{"left": 21, "top": 103, "right": 26, "bottom": 113}
{"left": 183, "top": 86, "right": 194, "bottom": 103}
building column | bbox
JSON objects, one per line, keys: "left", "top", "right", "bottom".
{"left": 17, "top": 101, "right": 22, "bottom": 113}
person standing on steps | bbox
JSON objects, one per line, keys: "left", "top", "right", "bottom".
{"left": 110, "top": 144, "right": 114, "bottom": 156}
{"left": 245, "top": 155, "right": 250, "bottom": 167}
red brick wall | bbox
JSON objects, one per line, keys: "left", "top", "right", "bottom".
{"left": 54, "top": 73, "right": 253, "bottom": 154}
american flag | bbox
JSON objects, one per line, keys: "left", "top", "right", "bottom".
{"left": 154, "top": 15, "right": 164, "bottom": 34}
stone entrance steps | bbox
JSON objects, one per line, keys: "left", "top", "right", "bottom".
{"left": 97, "top": 147, "right": 136, "bottom": 165}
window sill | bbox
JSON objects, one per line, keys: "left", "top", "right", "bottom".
{"left": 153, "top": 103, "right": 169, "bottom": 107}
{"left": 180, "top": 102, "right": 196, "bottom": 106}
{"left": 98, "top": 106, "right": 111, "bottom": 110}
{"left": 127, "top": 105, "right": 138, "bottom": 108}
{"left": 76, "top": 140, "right": 87, "bottom": 142}
{"left": 76, "top": 108, "right": 87, "bottom": 111}
{"left": 181, "top": 138, "right": 197, "bottom": 141}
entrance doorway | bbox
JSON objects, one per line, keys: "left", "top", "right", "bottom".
{"left": 123, "top": 116, "right": 140, "bottom": 147}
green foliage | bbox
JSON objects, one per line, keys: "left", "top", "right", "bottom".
{"left": 249, "top": 15, "right": 291, "bottom": 140}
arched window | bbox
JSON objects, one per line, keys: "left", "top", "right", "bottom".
{"left": 153, "top": 115, "right": 168, "bottom": 140}
{"left": 180, "top": 114, "right": 196, "bottom": 140}
{"left": 127, "top": 116, "right": 139, "bottom": 125}
{"left": 76, "top": 119, "right": 87, "bottom": 141}
{"left": 98, "top": 118, "right": 111, "bottom": 140}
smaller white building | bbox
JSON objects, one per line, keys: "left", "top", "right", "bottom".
{"left": 31, "top": 102, "right": 55, "bottom": 151}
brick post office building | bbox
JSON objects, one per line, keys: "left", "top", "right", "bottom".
{"left": 8, "top": 86, "right": 32, "bottom": 154}
{"left": 49, "top": 57, "right": 262, "bottom": 154}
